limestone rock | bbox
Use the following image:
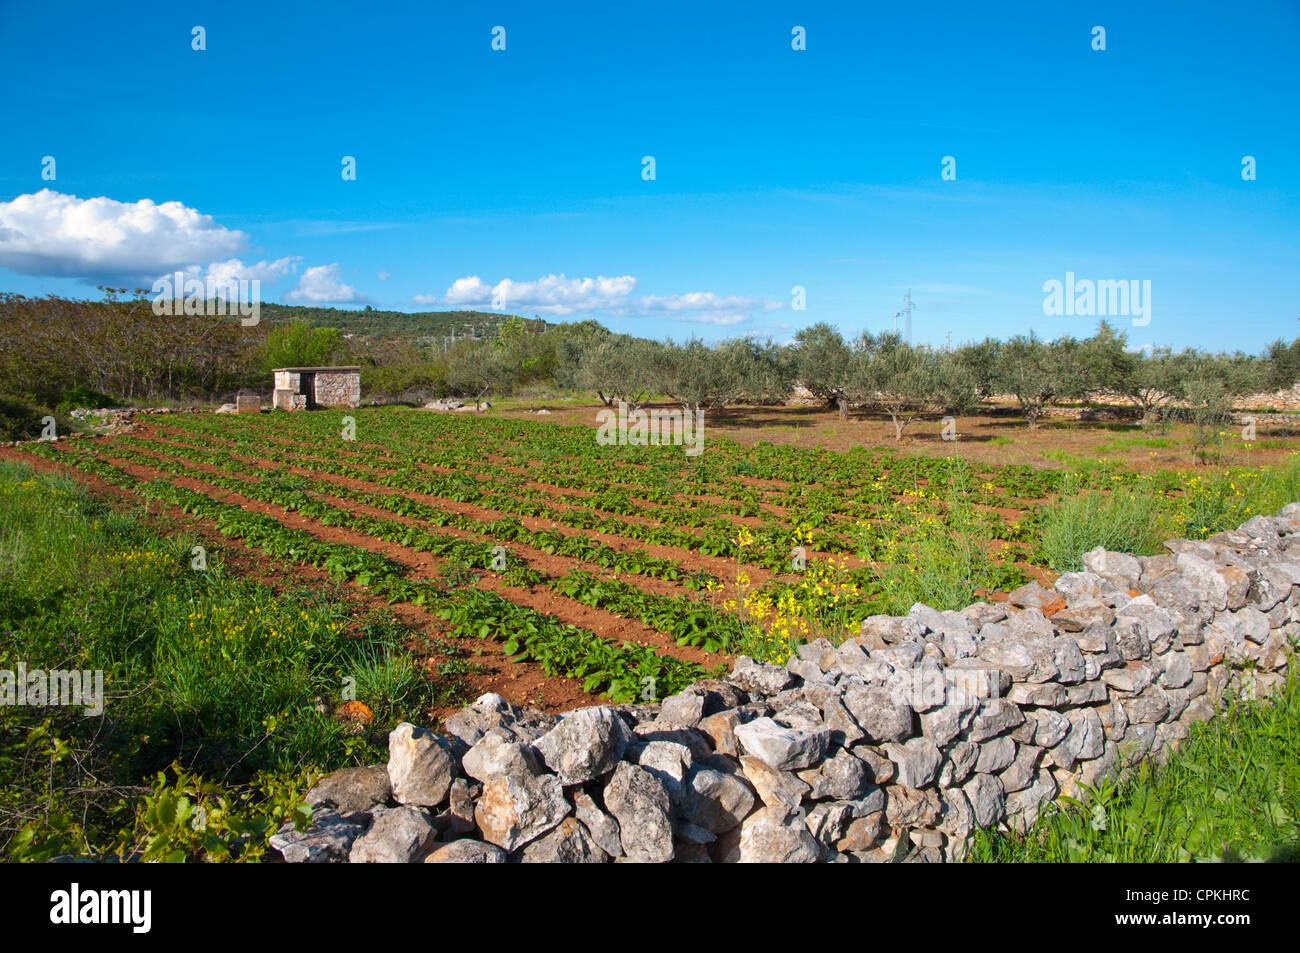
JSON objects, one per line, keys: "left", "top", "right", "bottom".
{"left": 388, "top": 723, "right": 456, "bottom": 808}
{"left": 304, "top": 765, "right": 391, "bottom": 815}
{"left": 474, "top": 772, "right": 570, "bottom": 852}
{"left": 738, "top": 806, "right": 823, "bottom": 862}
{"left": 603, "top": 762, "right": 675, "bottom": 863}
{"left": 349, "top": 806, "right": 439, "bottom": 863}
{"left": 533, "top": 706, "right": 631, "bottom": 784}
{"left": 734, "top": 717, "right": 831, "bottom": 771}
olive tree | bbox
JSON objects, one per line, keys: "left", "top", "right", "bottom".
{"left": 992, "top": 333, "right": 1081, "bottom": 428}
{"left": 577, "top": 335, "right": 663, "bottom": 411}
{"left": 855, "top": 332, "right": 977, "bottom": 440}
{"left": 658, "top": 338, "right": 754, "bottom": 415}
{"left": 791, "top": 322, "right": 853, "bottom": 416}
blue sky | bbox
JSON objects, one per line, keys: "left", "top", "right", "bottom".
{"left": 1, "top": 0, "right": 1297, "bottom": 351}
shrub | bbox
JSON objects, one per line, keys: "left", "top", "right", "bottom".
{"left": 54, "top": 384, "right": 121, "bottom": 415}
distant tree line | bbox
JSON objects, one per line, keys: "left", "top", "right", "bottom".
{"left": 1, "top": 292, "right": 1297, "bottom": 448}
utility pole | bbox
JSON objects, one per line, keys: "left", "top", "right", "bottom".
{"left": 903, "top": 289, "right": 914, "bottom": 344}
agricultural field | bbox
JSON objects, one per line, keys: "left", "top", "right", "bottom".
{"left": 5, "top": 401, "right": 1300, "bottom": 863}
{"left": 12, "top": 403, "right": 1300, "bottom": 718}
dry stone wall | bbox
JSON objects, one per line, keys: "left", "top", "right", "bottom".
{"left": 272, "top": 506, "right": 1300, "bottom": 863}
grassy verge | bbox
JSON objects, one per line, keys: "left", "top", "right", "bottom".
{"left": 967, "top": 671, "right": 1300, "bottom": 862}
{"left": 0, "top": 461, "right": 472, "bottom": 861}
{"left": 1039, "top": 453, "right": 1300, "bottom": 571}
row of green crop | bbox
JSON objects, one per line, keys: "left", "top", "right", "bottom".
{"left": 100, "top": 437, "right": 751, "bottom": 654}
{"left": 20, "top": 442, "right": 711, "bottom": 702}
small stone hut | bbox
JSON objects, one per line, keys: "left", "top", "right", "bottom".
{"left": 273, "top": 367, "right": 361, "bottom": 411}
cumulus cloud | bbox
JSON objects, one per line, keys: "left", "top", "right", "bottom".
{"left": 0, "top": 189, "right": 249, "bottom": 283}
{"left": 284, "top": 263, "right": 370, "bottom": 305}
{"left": 443, "top": 273, "right": 636, "bottom": 315}
{"left": 430, "top": 273, "right": 784, "bottom": 326}
{"left": 199, "top": 256, "right": 299, "bottom": 286}
{"left": 377, "top": 270, "right": 391, "bottom": 280}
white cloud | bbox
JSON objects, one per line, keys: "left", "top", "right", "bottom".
{"left": 377, "top": 270, "right": 391, "bottom": 280}
{"left": 443, "top": 273, "right": 637, "bottom": 315}
{"left": 0, "top": 189, "right": 249, "bottom": 283}
{"left": 284, "top": 263, "right": 369, "bottom": 304}
{"left": 201, "top": 256, "right": 299, "bottom": 286}
{"left": 432, "top": 273, "right": 784, "bottom": 326}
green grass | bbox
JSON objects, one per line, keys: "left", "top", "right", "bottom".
{"left": 1037, "top": 454, "right": 1300, "bottom": 571}
{"left": 0, "top": 461, "right": 467, "bottom": 860}
{"left": 1039, "top": 487, "right": 1170, "bottom": 571}
{"left": 968, "top": 671, "right": 1300, "bottom": 862}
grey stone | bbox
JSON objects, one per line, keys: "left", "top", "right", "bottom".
{"left": 885, "top": 785, "right": 943, "bottom": 828}
{"left": 681, "top": 766, "right": 755, "bottom": 833}
{"left": 658, "top": 691, "right": 707, "bottom": 726}
{"left": 967, "top": 699, "right": 1025, "bottom": 742}
{"left": 1176, "top": 553, "right": 1230, "bottom": 611}
{"left": 1005, "top": 771, "right": 1058, "bottom": 833}
{"left": 1158, "top": 651, "right": 1193, "bottom": 689}
{"left": 1008, "top": 682, "right": 1067, "bottom": 707}
{"left": 1102, "top": 662, "right": 1155, "bottom": 694}
{"left": 859, "top": 614, "right": 925, "bottom": 647}
{"left": 572, "top": 791, "right": 623, "bottom": 858}
{"left": 1065, "top": 681, "right": 1110, "bottom": 705}
{"left": 604, "top": 762, "right": 674, "bottom": 863}
{"left": 520, "top": 817, "right": 610, "bottom": 863}
{"left": 1029, "top": 708, "right": 1071, "bottom": 748}
{"left": 728, "top": 656, "right": 796, "bottom": 697}
{"left": 1233, "top": 606, "right": 1270, "bottom": 644}
{"left": 998, "top": 744, "right": 1043, "bottom": 794}
{"left": 885, "top": 737, "right": 942, "bottom": 788}
{"left": 349, "top": 806, "right": 438, "bottom": 863}
{"left": 734, "top": 717, "right": 831, "bottom": 771}
{"left": 461, "top": 729, "right": 543, "bottom": 782}
{"left": 1083, "top": 547, "right": 1142, "bottom": 589}
{"left": 974, "top": 736, "right": 1017, "bottom": 774}
{"left": 1051, "top": 600, "right": 1115, "bottom": 632}
{"left": 962, "top": 773, "right": 1006, "bottom": 829}
{"left": 1054, "top": 571, "right": 1108, "bottom": 601}
{"left": 1122, "top": 685, "right": 1171, "bottom": 725}
{"left": 270, "top": 807, "right": 366, "bottom": 863}
{"left": 1050, "top": 707, "right": 1104, "bottom": 770}
{"left": 962, "top": 601, "right": 1009, "bottom": 627}
{"left": 304, "top": 765, "right": 391, "bottom": 815}
{"left": 842, "top": 684, "right": 913, "bottom": 743}
{"left": 739, "top": 806, "right": 823, "bottom": 862}
{"left": 534, "top": 706, "right": 631, "bottom": 784}
{"left": 424, "top": 839, "right": 508, "bottom": 863}
{"left": 798, "top": 748, "right": 873, "bottom": 801}
{"left": 938, "top": 740, "right": 979, "bottom": 788}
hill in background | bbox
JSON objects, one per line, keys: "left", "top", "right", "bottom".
{"left": 256, "top": 303, "right": 556, "bottom": 344}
